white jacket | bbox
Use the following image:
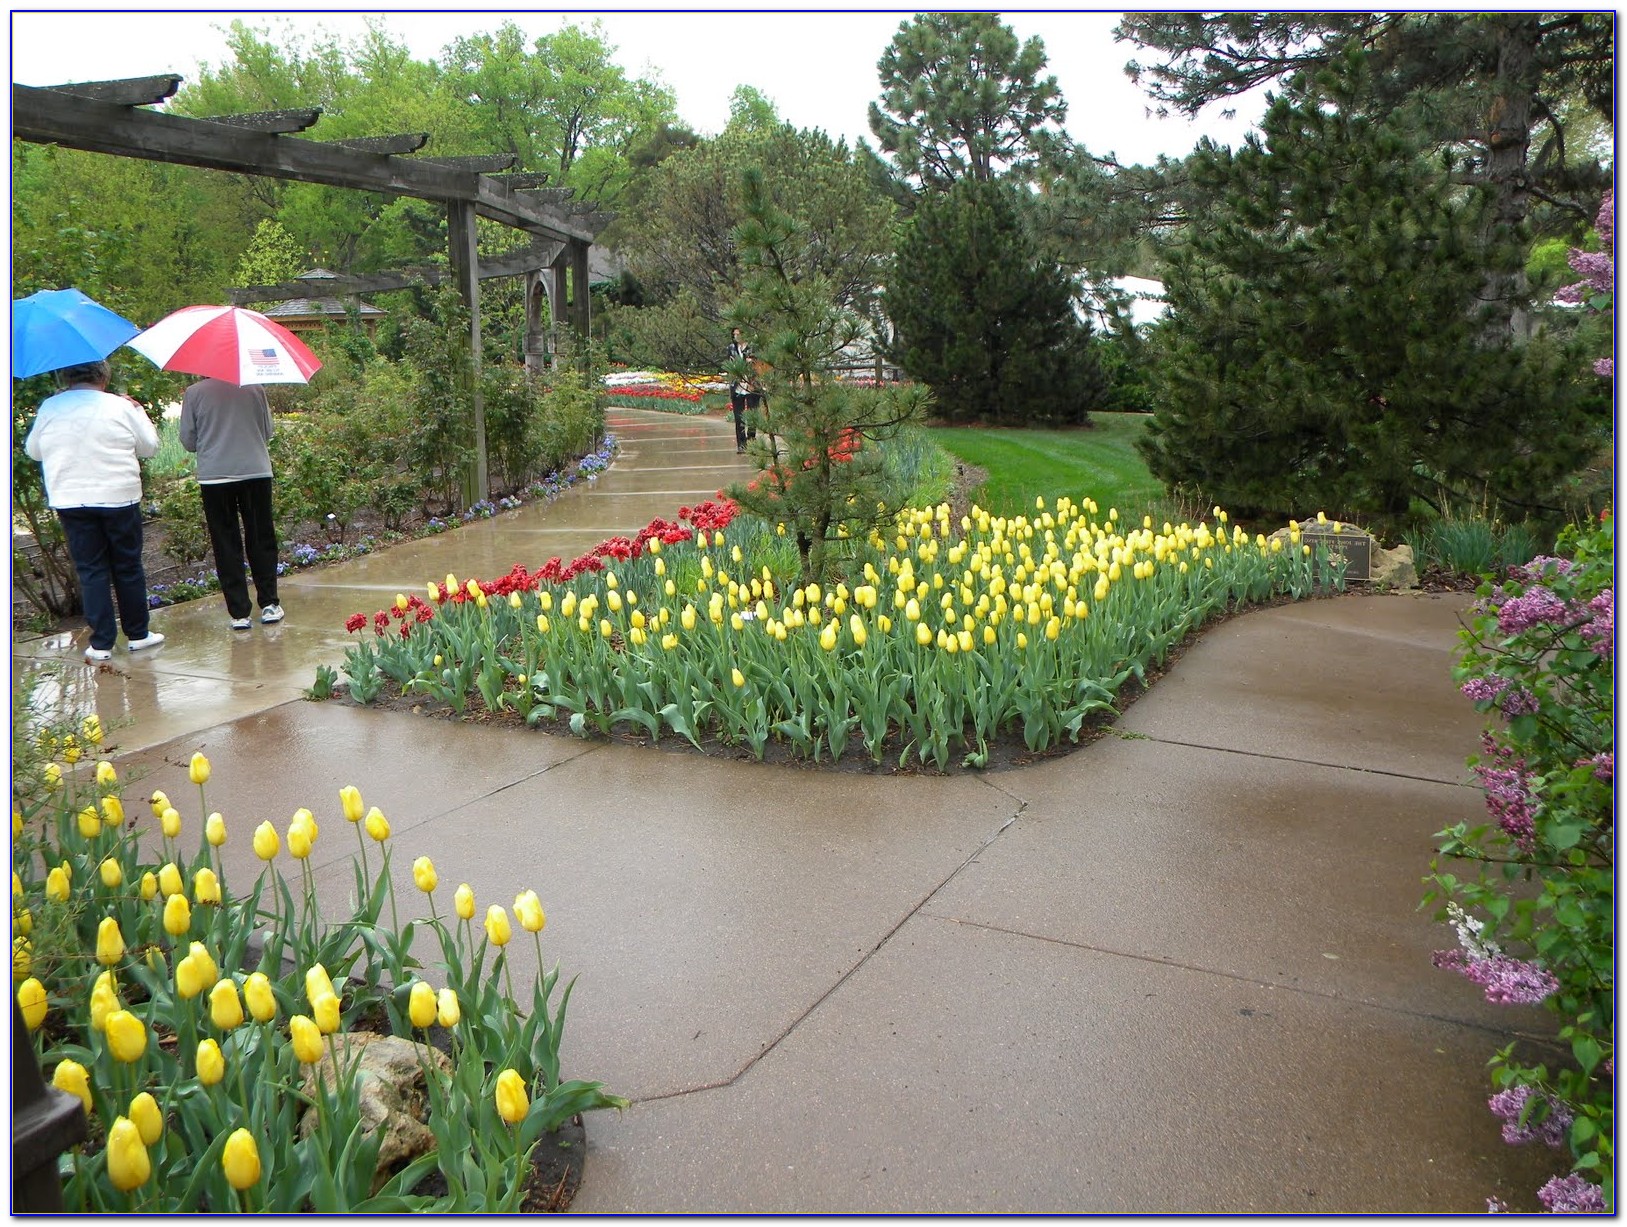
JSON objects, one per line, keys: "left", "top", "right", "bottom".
{"left": 25, "top": 388, "right": 160, "bottom": 509}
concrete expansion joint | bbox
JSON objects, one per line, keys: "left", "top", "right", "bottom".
{"left": 1129, "top": 734, "right": 1478, "bottom": 789}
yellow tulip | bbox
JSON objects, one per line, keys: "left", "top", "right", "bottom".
{"left": 291, "top": 808, "right": 317, "bottom": 842}
{"left": 195, "top": 1037, "right": 226, "bottom": 1086}
{"left": 62, "top": 737, "right": 81, "bottom": 765}
{"left": 13, "top": 906, "right": 30, "bottom": 937}
{"left": 484, "top": 905, "right": 512, "bottom": 947}
{"left": 90, "top": 969, "right": 121, "bottom": 1031}
{"left": 53, "top": 1059, "right": 93, "bottom": 1114}
{"left": 205, "top": 811, "right": 227, "bottom": 847}
{"left": 106, "top": 1117, "right": 153, "bottom": 1192}
{"left": 244, "top": 972, "right": 277, "bottom": 1023}
{"left": 454, "top": 883, "right": 476, "bottom": 920}
{"left": 408, "top": 980, "right": 437, "bottom": 1028}
{"left": 312, "top": 991, "right": 341, "bottom": 1035}
{"left": 17, "top": 977, "right": 47, "bottom": 1030}
{"left": 175, "top": 954, "right": 208, "bottom": 1001}
{"left": 731, "top": 667, "right": 745, "bottom": 689}
{"left": 42, "top": 761, "right": 62, "bottom": 790}
{"left": 78, "top": 806, "right": 101, "bottom": 839}
{"left": 158, "top": 862, "right": 182, "bottom": 897}
{"left": 536, "top": 613, "right": 551, "bottom": 634}
{"left": 495, "top": 1068, "right": 529, "bottom": 1124}
{"left": 95, "top": 760, "right": 118, "bottom": 786}
{"left": 412, "top": 856, "right": 438, "bottom": 894}
{"left": 436, "top": 987, "right": 461, "bottom": 1028}
{"left": 99, "top": 857, "right": 123, "bottom": 888}
{"left": 163, "top": 893, "right": 191, "bottom": 937}
{"left": 189, "top": 752, "right": 211, "bottom": 785}
{"left": 513, "top": 890, "right": 545, "bottom": 933}
{"left": 82, "top": 714, "right": 104, "bottom": 745}
{"left": 466, "top": 578, "right": 482, "bottom": 600}
{"left": 287, "top": 822, "right": 312, "bottom": 860}
{"left": 289, "top": 1015, "right": 323, "bottom": 1064}
{"left": 194, "top": 867, "right": 221, "bottom": 905}
{"left": 364, "top": 808, "right": 390, "bottom": 842}
{"left": 45, "top": 867, "right": 69, "bottom": 903}
{"left": 96, "top": 916, "right": 126, "bottom": 966}
{"left": 210, "top": 978, "right": 244, "bottom": 1030}
{"left": 148, "top": 790, "right": 170, "bottom": 817}
{"left": 221, "top": 1129, "right": 262, "bottom": 1191}
{"left": 339, "top": 785, "right": 364, "bottom": 823}
{"left": 188, "top": 942, "right": 219, "bottom": 990}
{"left": 304, "top": 964, "right": 335, "bottom": 1007}
{"left": 160, "top": 807, "right": 182, "bottom": 839}
{"left": 395, "top": 592, "right": 409, "bottom": 611}
{"left": 128, "top": 1091, "right": 163, "bottom": 1147}
{"left": 139, "top": 872, "right": 157, "bottom": 902}
{"left": 252, "top": 821, "right": 279, "bottom": 860}
{"left": 427, "top": 581, "right": 441, "bottom": 603}
{"left": 105, "top": 1008, "right": 148, "bottom": 1062}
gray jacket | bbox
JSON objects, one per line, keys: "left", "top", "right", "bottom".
{"left": 178, "top": 378, "right": 275, "bottom": 483}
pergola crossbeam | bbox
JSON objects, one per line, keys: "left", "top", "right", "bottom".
{"left": 42, "top": 74, "right": 179, "bottom": 106}
{"left": 419, "top": 154, "right": 517, "bottom": 173}
{"left": 327, "top": 132, "right": 430, "bottom": 156}
{"left": 201, "top": 108, "right": 322, "bottom": 133}
{"left": 228, "top": 239, "right": 568, "bottom": 303}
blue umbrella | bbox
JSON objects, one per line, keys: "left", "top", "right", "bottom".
{"left": 12, "top": 288, "right": 141, "bottom": 380}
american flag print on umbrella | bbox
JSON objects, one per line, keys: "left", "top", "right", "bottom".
{"left": 127, "top": 305, "right": 323, "bottom": 386}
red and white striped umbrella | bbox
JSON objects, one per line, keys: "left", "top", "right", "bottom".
{"left": 128, "top": 305, "right": 322, "bottom": 385}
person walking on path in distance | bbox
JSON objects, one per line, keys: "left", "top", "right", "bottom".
{"left": 726, "top": 327, "right": 761, "bottom": 454}
{"left": 178, "top": 376, "right": 284, "bottom": 629}
{"left": 24, "top": 359, "right": 165, "bottom": 660}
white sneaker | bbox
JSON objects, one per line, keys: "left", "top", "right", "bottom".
{"left": 85, "top": 645, "right": 113, "bottom": 661}
{"left": 127, "top": 632, "right": 165, "bottom": 651}
{"left": 230, "top": 616, "right": 253, "bottom": 630}
{"left": 261, "top": 604, "right": 285, "bottom": 624}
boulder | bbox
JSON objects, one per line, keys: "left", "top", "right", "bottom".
{"left": 299, "top": 1032, "right": 451, "bottom": 1192}
{"left": 1369, "top": 541, "right": 1418, "bottom": 590}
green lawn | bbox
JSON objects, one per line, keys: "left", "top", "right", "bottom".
{"left": 925, "top": 414, "right": 1166, "bottom": 518}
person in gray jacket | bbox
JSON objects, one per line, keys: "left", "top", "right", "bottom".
{"left": 178, "top": 377, "right": 284, "bottom": 629}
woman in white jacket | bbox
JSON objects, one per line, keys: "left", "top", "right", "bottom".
{"left": 24, "top": 359, "right": 164, "bottom": 660}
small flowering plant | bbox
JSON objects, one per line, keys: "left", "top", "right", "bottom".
{"left": 1425, "top": 514, "right": 1613, "bottom": 1212}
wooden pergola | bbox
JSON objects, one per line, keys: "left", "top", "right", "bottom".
{"left": 12, "top": 74, "right": 614, "bottom": 502}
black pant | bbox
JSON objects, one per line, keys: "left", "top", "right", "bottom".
{"left": 200, "top": 478, "right": 280, "bottom": 619}
{"left": 730, "top": 393, "right": 761, "bottom": 448}
{"left": 58, "top": 503, "right": 150, "bottom": 650}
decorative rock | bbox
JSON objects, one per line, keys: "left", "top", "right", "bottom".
{"left": 1369, "top": 541, "right": 1419, "bottom": 590}
{"left": 1267, "top": 519, "right": 1375, "bottom": 583}
{"left": 299, "top": 1032, "right": 451, "bottom": 1193}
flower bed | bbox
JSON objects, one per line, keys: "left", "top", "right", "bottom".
{"left": 335, "top": 498, "right": 1346, "bottom": 770}
{"left": 13, "top": 707, "right": 626, "bottom": 1212}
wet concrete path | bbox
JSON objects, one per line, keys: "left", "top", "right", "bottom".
{"left": 13, "top": 407, "right": 751, "bottom": 754}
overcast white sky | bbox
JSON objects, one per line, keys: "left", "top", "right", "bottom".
{"left": 7, "top": 8, "right": 1263, "bottom": 167}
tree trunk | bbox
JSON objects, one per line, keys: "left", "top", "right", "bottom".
{"left": 1482, "top": 14, "right": 1541, "bottom": 339}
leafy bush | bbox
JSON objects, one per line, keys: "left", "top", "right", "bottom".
{"left": 153, "top": 479, "right": 211, "bottom": 570}
{"left": 1403, "top": 517, "right": 1547, "bottom": 579}
{"left": 12, "top": 673, "right": 627, "bottom": 1213}
{"left": 1425, "top": 514, "right": 1613, "bottom": 1213}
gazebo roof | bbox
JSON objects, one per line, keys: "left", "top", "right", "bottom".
{"left": 260, "top": 295, "right": 384, "bottom": 319}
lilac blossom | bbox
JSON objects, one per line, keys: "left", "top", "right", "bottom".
{"left": 1433, "top": 949, "right": 1560, "bottom": 1005}
{"left": 1499, "top": 687, "right": 1541, "bottom": 717}
{"left": 1461, "top": 675, "right": 1513, "bottom": 704}
{"left": 1520, "top": 555, "right": 1576, "bottom": 582}
{"left": 1488, "top": 1084, "right": 1572, "bottom": 1147}
{"left": 1583, "top": 752, "right": 1613, "bottom": 783}
{"left": 1496, "top": 585, "right": 1574, "bottom": 635}
{"left": 1486, "top": 1196, "right": 1509, "bottom": 1213}
{"left": 1581, "top": 590, "right": 1613, "bottom": 657}
{"left": 1474, "top": 734, "right": 1537, "bottom": 848}
{"left": 1536, "top": 1173, "right": 1606, "bottom": 1214}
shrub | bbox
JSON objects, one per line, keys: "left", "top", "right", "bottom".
{"left": 153, "top": 479, "right": 211, "bottom": 570}
{"left": 1426, "top": 513, "right": 1613, "bottom": 1213}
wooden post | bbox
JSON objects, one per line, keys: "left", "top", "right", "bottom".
{"left": 569, "top": 240, "right": 591, "bottom": 339}
{"left": 447, "top": 200, "right": 487, "bottom": 504}
{"left": 549, "top": 251, "right": 570, "bottom": 363}
{"left": 523, "top": 269, "right": 548, "bottom": 376}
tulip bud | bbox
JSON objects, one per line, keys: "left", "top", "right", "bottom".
{"left": 205, "top": 812, "right": 227, "bottom": 847}
{"left": 101, "top": 795, "right": 124, "bottom": 827}
{"left": 82, "top": 714, "right": 104, "bottom": 745}
{"left": 52, "top": 1059, "right": 93, "bottom": 1114}
{"left": 161, "top": 807, "right": 182, "bottom": 839}
{"left": 13, "top": 905, "right": 30, "bottom": 937}
{"left": 731, "top": 667, "right": 745, "bottom": 688}
{"left": 495, "top": 1068, "right": 529, "bottom": 1124}
{"left": 96, "top": 916, "right": 126, "bottom": 966}
{"left": 407, "top": 980, "right": 437, "bottom": 1029}
{"left": 221, "top": 1129, "right": 262, "bottom": 1191}
{"left": 364, "top": 808, "right": 390, "bottom": 842}
{"left": 210, "top": 978, "right": 244, "bottom": 1030}
{"left": 196, "top": 1037, "right": 225, "bottom": 1085}
{"left": 513, "top": 890, "right": 545, "bottom": 934}
{"left": 44, "top": 867, "right": 69, "bottom": 903}
{"left": 287, "top": 822, "right": 312, "bottom": 860}
{"left": 99, "top": 858, "right": 123, "bottom": 888}
{"left": 243, "top": 971, "right": 277, "bottom": 1023}
{"left": 339, "top": 785, "right": 364, "bottom": 823}
{"left": 188, "top": 941, "right": 219, "bottom": 991}
{"left": 454, "top": 884, "right": 475, "bottom": 920}
{"left": 78, "top": 806, "right": 101, "bottom": 839}
{"left": 95, "top": 760, "right": 118, "bottom": 786}
{"left": 42, "top": 762, "right": 62, "bottom": 790}
{"left": 148, "top": 790, "right": 170, "bottom": 817}
{"left": 189, "top": 752, "right": 211, "bottom": 785}
{"left": 193, "top": 867, "right": 221, "bottom": 905}
{"left": 158, "top": 862, "right": 182, "bottom": 898}
{"left": 139, "top": 872, "right": 157, "bottom": 901}
{"left": 62, "top": 737, "right": 82, "bottom": 765}
{"left": 163, "top": 893, "right": 191, "bottom": 938}
{"left": 289, "top": 1015, "right": 323, "bottom": 1064}
{"left": 304, "top": 964, "right": 334, "bottom": 1007}
{"left": 106, "top": 1117, "right": 152, "bottom": 1192}
{"left": 412, "top": 857, "right": 438, "bottom": 894}
{"left": 252, "top": 821, "right": 279, "bottom": 860}
{"left": 312, "top": 991, "right": 340, "bottom": 1035}
{"left": 436, "top": 987, "right": 461, "bottom": 1028}
{"left": 16, "top": 977, "right": 47, "bottom": 1031}
{"left": 128, "top": 1091, "right": 163, "bottom": 1146}
{"left": 105, "top": 1008, "right": 148, "bottom": 1062}
{"left": 91, "top": 969, "right": 120, "bottom": 1031}
{"left": 484, "top": 905, "right": 512, "bottom": 947}
{"left": 175, "top": 954, "right": 207, "bottom": 1000}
